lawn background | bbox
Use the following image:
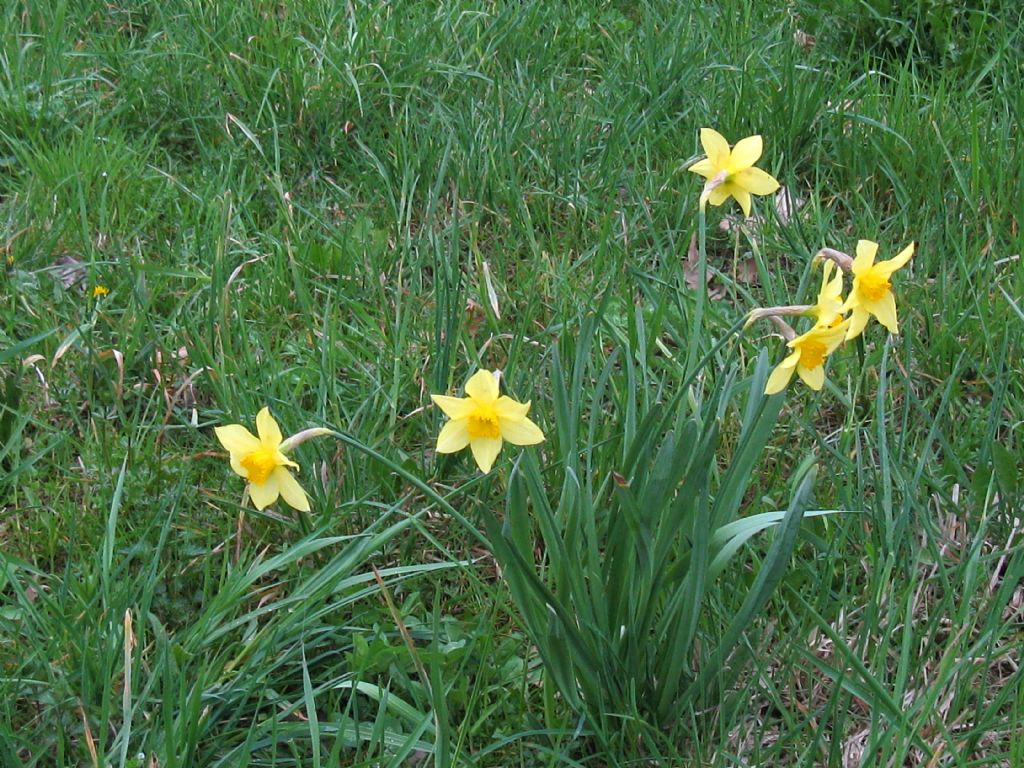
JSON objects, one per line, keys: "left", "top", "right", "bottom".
{"left": 1, "top": 1, "right": 1022, "bottom": 765}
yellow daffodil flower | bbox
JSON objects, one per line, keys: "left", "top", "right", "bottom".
{"left": 841, "top": 239, "right": 914, "bottom": 340}
{"left": 688, "top": 128, "right": 780, "bottom": 217}
{"left": 813, "top": 260, "right": 845, "bottom": 328}
{"left": 765, "top": 319, "right": 851, "bottom": 395}
{"left": 215, "top": 407, "right": 331, "bottom": 511}
{"left": 431, "top": 369, "right": 544, "bottom": 473}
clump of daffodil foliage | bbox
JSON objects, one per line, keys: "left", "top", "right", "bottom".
{"left": 205, "top": 121, "right": 916, "bottom": 753}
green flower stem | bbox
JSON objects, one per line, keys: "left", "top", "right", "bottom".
{"left": 685, "top": 204, "right": 709, "bottom": 380}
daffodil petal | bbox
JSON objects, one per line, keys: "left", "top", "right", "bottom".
{"left": 499, "top": 415, "right": 545, "bottom": 446}
{"left": 852, "top": 240, "right": 878, "bottom": 273}
{"left": 688, "top": 158, "right": 716, "bottom": 177}
{"left": 215, "top": 425, "right": 261, "bottom": 456}
{"left": 431, "top": 394, "right": 476, "bottom": 420}
{"left": 876, "top": 242, "right": 914, "bottom": 276}
{"left": 815, "top": 267, "right": 845, "bottom": 322}
{"left": 824, "top": 261, "right": 844, "bottom": 297}
{"left": 765, "top": 360, "right": 796, "bottom": 395}
{"left": 464, "top": 370, "right": 499, "bottom": 403}
{"left": 273, "top": 466, "right": 310, "bottom": 511}
{"left": 734, "top": 188, "right": 752, "bottom": 218}
{"left": 256, "top": 407, "right": 283, "bottom": 447}
{"left": 436, "top": 419, "right": 471, "bottom": 453}
{"left": 230, "top": 455, "right": 249, "bottom": 479}
{"left": 845, "top": 307, "right": 871, "bottom": 340}
{"left": 814, "top": 305, "right": 842, "bottom": 328}
{"left": 822, "top": 321, "right": 852, "bottom": 352}
{"left": 706, "top": 184, "right": 732, "bottom": 207}
{"left": 494, "top": 396, "right": 530, "bottom": 420}
{"left": 700, "top": 128, "right": 730, "bottom": 167}
{"left": 797, "top": 363, "right": 826, "bottom": 391}
{"left": 729, "top": 135, "right": 763, "bottom": 168}
{"left": 469, "top": 436, "right": 503, "bottom": 473}
{"left": 273, "top": 450, "right": 299, "bottom": 469}
{"left": 780, "top": 347, "right": 802, "bottom": 366}
{"left": 869, "top": 291, "right": 899, "bottom": 334}
{"left": 249, "top": 473, "right": 280, "bottom": 510}
{"left": 734, "top": 166, "right": 780, "bottom": 195}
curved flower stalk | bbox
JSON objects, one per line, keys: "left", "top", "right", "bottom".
{"left": 688, "top": 128, "right": 780, "bottom": 217}
{"left": 215, "top": 407, "right": 332, "bottom": 511}
{"left": 431, "top": 369, "right": 544, "bottom": 473}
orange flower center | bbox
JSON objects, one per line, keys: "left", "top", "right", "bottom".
{"left": 859, "top": 270, "right": 891, "bottom": 302}
{"left": 241, "top": 449, "right": 278, "bottom": 485}
{"left": 467, "top": 409, "right": 501, "bottom": 439}
{"left": 798, "top": 340, "right": 828, "bottom": 370}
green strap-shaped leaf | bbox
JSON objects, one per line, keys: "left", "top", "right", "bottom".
{"left": 708, "top": 508, "right": 849, "bottom": 580}
{"left": 0, "top": 327, "right": 56, "bottom": 367}
{"left": 681, "top": 464, "right": 818, "bottom": 707}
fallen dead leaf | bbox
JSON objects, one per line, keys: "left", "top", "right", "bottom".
{"left": 684, "top": 233, "right": 703, "bottom": 291}
{"left": 684, "top": 233, "right": 726, "bottom": 300}
{"left": 49, "top": 255, "right": 86, "bottom": 290}
{"left": 736, "top": 256, "right": 759, "bottom": 285}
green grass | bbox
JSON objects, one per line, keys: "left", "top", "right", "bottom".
{"left": 2, "top": 1, "right": 1022, "bottom": 765}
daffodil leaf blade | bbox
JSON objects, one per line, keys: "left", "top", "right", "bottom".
{"left": 680, "top": 463, "right": 818, "bottom": 708}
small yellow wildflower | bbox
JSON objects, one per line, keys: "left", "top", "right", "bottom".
{"left": 687, "top": 128, "right": 781, "bottom": 217}
{"left": 431, "top": 369, "right": 544, "bottom": 473}
{"left": 812, "top": 260, "right": 845, "bottom": 328}
{"left": 93, "top": 285, "right": 110, "bottom": 297}
{"left": 765, "top": 319, "right": 851, "bottom": 395}
{"left": 215, "top": 407, "right": 330, "bottom": 511}
{"left": 841, "top": 240, "right": 914, "bottom": 340}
